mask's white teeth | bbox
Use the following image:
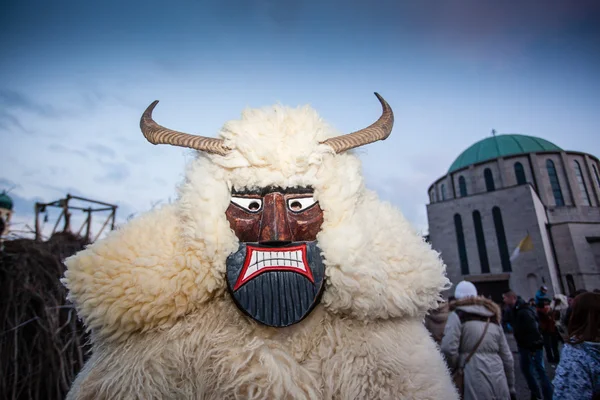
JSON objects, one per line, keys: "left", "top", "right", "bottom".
{"left": 262, "top": 252, "right": 270, "bottom": 268}
{"left": 274, "top": 252, "right": 280, "bottom": 267}
{"left": 244, "top": 248, "right": 309, "bottom": 279}
{"left": 283, "top": 251, "right": 290, "bottom": 267}
{"left": 290, "top": 251, "right": 298, "bottom": 269}
{"left": 257, "top": 251, "right": 264, "bottom": 270}
{"left": 268, "top": 251, "right": 274, "bottom": 266}
{"left": 297, "top": 250, "right": 306, "bottom": 271}
{"left": 243, "top": 251, "right": 259, "bottom": 280}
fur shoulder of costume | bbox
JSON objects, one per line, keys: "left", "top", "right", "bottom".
{"left": 62, "top": 204, "right": 221, "bottom": 342}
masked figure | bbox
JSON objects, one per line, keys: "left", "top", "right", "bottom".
{"left": 63, "top": 93, "right": 457, "bottom": 399}
{"left": 225, "top": 184, "right": 326, "bottom": 327}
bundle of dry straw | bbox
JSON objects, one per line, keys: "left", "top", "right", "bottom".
{"left": 0, "top": 232, "right": 90, "bottom": 400}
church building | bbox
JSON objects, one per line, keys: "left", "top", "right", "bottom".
{"left": 426, "top": 133, "right": 600, "bottom": 301}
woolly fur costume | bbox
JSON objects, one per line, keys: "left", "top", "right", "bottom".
{"left": 63, "top": 94, "right": 457, "bottom": 399}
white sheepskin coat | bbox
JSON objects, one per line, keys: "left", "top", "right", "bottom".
{"left": 63, "top": 103, "right": 458, "bottom": 400}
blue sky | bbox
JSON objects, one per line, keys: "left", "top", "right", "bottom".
{"left": 1, "top": 0, "right": 599, "bottom": 236}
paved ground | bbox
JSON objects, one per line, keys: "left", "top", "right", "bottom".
{"left": 505, "top": 333, "right": 559, "bottom": 400}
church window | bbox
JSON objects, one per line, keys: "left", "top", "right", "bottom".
{"left": 492, "top": 206, "right": 512, "bottom": 272}
{"left": 484, "top": 168, "right": 495, "bottom": 192}
{"left": 593, "top": 164, "right": 600, "bottom": 190}
{"left": 546, "top": 159, "right": 565, "bottom": 206}
{"left": 514, "top": 162, "right": 526, "bottom": 185}
{"left": 454, "top": 214, "right": 469, "bottom": 275}
{"left": 566, "top": 274, "right": 576, "bottom": 296}
{"left": 574, "top": 161, "right": 591, "bottom": 206}
{"left": 441, "top": 184, "right": 447, "bottom": 201}
{"left": 458, "top": 176, "right": 467, "bottom": 197}
{"left": 473, "top": 210, "right": 490, "bottom": 273}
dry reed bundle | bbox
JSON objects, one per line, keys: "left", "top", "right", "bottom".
{"left": 0, "top": 232, "right": 90, "bottom": 400}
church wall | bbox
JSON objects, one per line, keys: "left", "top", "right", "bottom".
{"left": 566, "top": 153, "right": 599, "bottom": 207}
{"left": 529, "top": 153, "right": 551, "bottom": 205}
{"left": 428, "top": 187, "right": 436, "bottom": 203}
{"left": 435, "top": 175, "right": 453, "bottom": 202}
{"left": 534, "top": 153, "right": 575, "bottom": 207}
{"left": 442, "top": 160, "right": 504, "bottom": 201}
{"left": 499, "top": 155, "right": 533, "bottom": 188}
{"left": 551, "top": 223, "right": 600, "bottom": 292}
{"left": 584, "top": 155, "right": 600, "bottom": 205}
{"left": 470, "top": 160, "right": 503, "bottom": 194}
{"left": 547, "top": 206, "right": 600, "bottom": 224}
{"left": 427, "top": 184, "right": 554, "bottom": 299}
{"left": 531, "top": 192, "right": 562, "bottom": 295}
{"left": 452, "top": 169, "right": 470, "bottom": 198}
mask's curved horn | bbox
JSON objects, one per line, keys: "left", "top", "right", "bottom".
{"left": 321, "top": 92, "right": 394, "bottom": 153}
{"left": 140, "top": 101, "right": 230, "bottom": 156}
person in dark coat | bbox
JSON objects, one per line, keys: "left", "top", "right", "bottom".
{"left": 535, "top": 286, "right": 549, "bottom": 307}
{"left": 536, "top": 298, "right": 560, "bottom": 364}
{"left": 503, "top": 291, "right": 553, "bottom": 400}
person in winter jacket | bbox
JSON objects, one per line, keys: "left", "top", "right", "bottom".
{"left": 537, "top": 298, "right": 561, "bottom": 364}
{"left": 552, "top": 292, "right": 600, "bottom": 400}
{"left": 535, "top": 286, "right": 549, "bottom": 307}
{"left": 425, "top": 300, "right": 451, "bottom": 344}
{"left": 442, "top": 281, "right": 516, "bottom": 400}
{"left": 503, "top": 290, "right": 553, "bottom": 400}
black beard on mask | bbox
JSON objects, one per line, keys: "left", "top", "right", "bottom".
{"left": 225, "top": 241, "right": 326, "bottom": 327}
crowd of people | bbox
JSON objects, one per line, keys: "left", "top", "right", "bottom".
{"left": 424, "top": 282, "right": 600, "bottom": 400}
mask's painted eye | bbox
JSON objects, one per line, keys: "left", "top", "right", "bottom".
{"left": 231, "top": 197, "right": 262, "bottom": 213}
{"left": 287, "top": 197, "right": 317, "bottom": 212}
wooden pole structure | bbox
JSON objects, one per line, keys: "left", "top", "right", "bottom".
{"left": 34, "top": 203, "right": 41, "bottom": 241}
{"left": 110, "top": 209, "right": 116, "bottom": 230}
{"left": 84, "top": 208, "right": 92, "bottom": 242}
{"left": 63, "top": 195, "right": 71, "bottom": 233}
{"left": 93, "top": 216, "right": 112, "bottom": 242}
{"left": 32, "top": 194, "right": 118, "bottom": 243}
{"left": 51, "top": 210, "right": 64, "bottom": 236}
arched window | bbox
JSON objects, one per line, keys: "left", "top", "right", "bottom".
{"left": 546, "top": 159, "right": 565, "bottom": 206}
{"left": 454, "top": 214, "right": 469, "bottom": 275}
{"left": 472, "top": 210, "right": 490, "bottom": 273}
{"left": 441, "top": 184, "right": 447, "bottom": 201}
{"left": 574, "top": 161, "right": 591, "bottom": 206}
{"left": 593, "top": 164, "right": 600, "bottom": 190}
{"left": 429, "top": 191, "right": 434, "bottom": 203}
{"left": 484, "top": 168, "right": 495, "bottom": 192}
{"left": 458, "top": 176, "right": 467, "bottom": 197}
{"left": 492, "top": 206, "right": 512, "bottom": 272}
{"left": 514, "top": 162, "right": 526, "bottom": 185}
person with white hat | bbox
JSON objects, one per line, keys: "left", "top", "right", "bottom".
{"left": 454, "top": 281, "right": 478, "bottom": 300}
{"left": 442, "top": 281, "right": 516, "bottom": 400}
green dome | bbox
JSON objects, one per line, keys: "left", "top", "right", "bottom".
{"left": 448, "top": 134, "right": 563, "bottom": 173}
{"left": 0, "top": 191, "right": 13, "bottom": 210}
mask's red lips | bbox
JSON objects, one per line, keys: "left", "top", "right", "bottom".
{"left": 232, "top": 244, "right": 315, "bottom": 291}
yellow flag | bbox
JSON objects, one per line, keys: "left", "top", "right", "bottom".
{"left": 510, "top": 234, "right": 533, "bottom": 262}
{"left": 519, "top": 234, "right": 533, "bottom": 251}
